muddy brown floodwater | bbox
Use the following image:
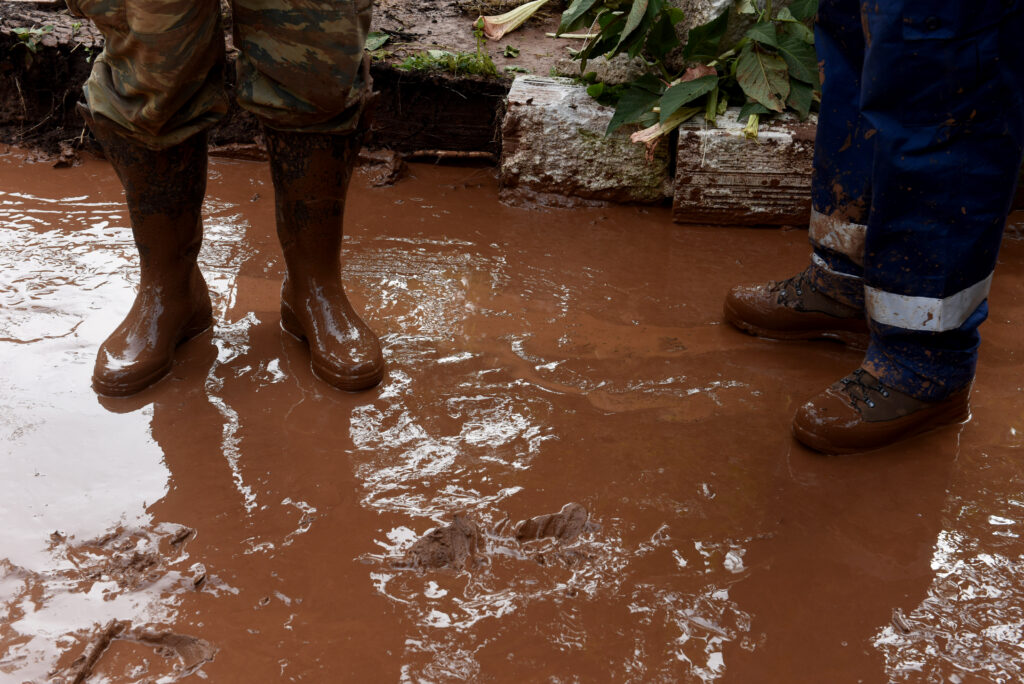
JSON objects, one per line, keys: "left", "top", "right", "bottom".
{"left": 2, "top": 146, "right": 1024, "bottom": 683}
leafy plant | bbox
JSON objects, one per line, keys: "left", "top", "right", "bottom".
{"left": 10, "top": 24, "right": 54, "bottom": 67}
{"left": 398, "top": 18, "right": 498, "bottom": 76}
{"left": 366, "top": 31, "right": 391, "bottom": 52}
{"left": 557, "top": 0, "right": 819, "bottom": 151}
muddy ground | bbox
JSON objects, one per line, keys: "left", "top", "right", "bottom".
{"left": 3, "top": 145, "right": 1024, "bottom": 682}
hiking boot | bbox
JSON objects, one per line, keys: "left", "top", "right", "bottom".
{"left": 264, "top": 125, "right": 385, "bottom": 392}
{"left": 82, "top": 106, "right": 213, "bottom": 397}
{"left": 792, "top": 368, "right": 971, "bottom": 454}
{"left": 724, "top": 267, "right": 869, "bottom": 348}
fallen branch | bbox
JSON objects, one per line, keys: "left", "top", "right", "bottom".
{"left": 402, "top": 149, "right": 497, "bottom": 163}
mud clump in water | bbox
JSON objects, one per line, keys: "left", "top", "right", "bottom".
{"left": 514, "top": 502, "right": 590, "bottom": 543}
{"left": 64, "top": 525, "right": 194, "bottom": 590}
{"left": 393, "top": 515, "right": 482, "bottom": 571}
{"left": 53, "top": 620, "right": 217, "bottom": 684}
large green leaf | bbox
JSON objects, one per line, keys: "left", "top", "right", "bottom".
{"left": 607, "top": 83, "right": 664, "bottom": 135}
{"left": 616, "top": 0, "right": 649, "bottom": 50}
{"left": 787, "top": 78, "right": 814, "bottom": 119}
{"left": 557, "top": 0, "right": 599, "bottom": 34}
{"left": 776, "top": 32, "right": 819, "bottom": 85}
{"left": 365, "top": 31, "right": 390, "bottom": 51}
{"left": 577, "top": 12, "right": 625, "bottom": 71}
{"left": 645, "top": 9, "right": 681, "bottom": 59}
{"left": 738, "top": 101, "right": 770, "bottom": 120}
{"left": 736, "top": 44, "right": 790, "bottom": 112}
{"left": 744, "top": 21, "right": 779, "bottom": 48}
{"left": 787, "top": 0, "right": 819, "bottom": 22}
{"left": 682, "top": 9, "right": 729, "bottom": 63}
{"left": 659, "top": 74, "right": 718, "bottom": 123}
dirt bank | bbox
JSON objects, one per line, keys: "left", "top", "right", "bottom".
{"left": 0, "top": 0, "right": 566, "bottom": 159}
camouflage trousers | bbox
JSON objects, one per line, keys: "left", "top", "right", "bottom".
{"left": 66, "top": 0, "right": 373, "bottom": 149}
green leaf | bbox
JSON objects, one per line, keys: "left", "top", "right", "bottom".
{"left": 577, "top": 13, "right": 625, "bottom": 71}
{"left": 736, "top": 44, "right": 790, "bottom": 112}
{"left": 776, "top": 7, "right": 797, "bottom": 21}
{"left": 736, "top": 0, "right": 757, "bottom": 15}
{"left": 776, "top": 32, "right": 819, "bottom": 85}
{"left": 783, "top": 20, "right": 816, "bottom": 44}
{"left": 587, "top": 82, "right": 605, "bottom": 98}
{"left": 606, "top": 83, "right": 663, "bottom": 135}
{"left": 365, "top": 31, "right": 390, "bottom": 51}
{"left": 503, "top": 45, "right": 520, "bottom": 57}
{"left": 557, "top": 0, "right": 599, "bottom": 34}
{"left": 788, "top": 0, "right": 819, "bottom": 22}
{"left": 659, "top": 74, "right": 718, "bottom": 123}
{"left": 738, "top": 101, "right": 770, "bottom": 120}
{"left": 682, "top": 9, "right": 730, "bottom": 62}
{"left": 787, "top": 78, "right": 814, "bottom": 119}
{"left": 744, "top": 21, "right": 779, "bottom": 48}
{"left": 638, "top": 111, "right": 659, "bottom": 128}
{"left": 646, "top": 10, "right": 681, "bottom": 60}
{"left": 633, "top": 73, "right": 666, "bottom": 93}
{"left": 665, "top": 7, "right": 685, "bottom": 23}
{"left": 616, "top": 0, "right": 650, "bottom": 51}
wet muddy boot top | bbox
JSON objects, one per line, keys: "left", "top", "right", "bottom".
{"left": 792, "top": 368, "right": 971, "bottom": 454}
{"left": 83, "top": 108, "right": 213, "bottom": 397}
{"left": 265, "top": 127, "right": 385, "bottom": 393}
{"left": 724, "top": 267, "right": 869, "bottom": 348}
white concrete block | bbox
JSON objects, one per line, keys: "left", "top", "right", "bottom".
{"left": 500, "top": 75, "right": 672, "bottom": 207}
{"left": 673, "top": 108, "right": 816, "bottom": 226}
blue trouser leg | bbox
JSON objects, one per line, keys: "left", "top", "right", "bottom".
{"left": 807, "top": 0, "right": 874, "bottom": 309}
{"left": 859, "top": 0, "right": 1024, "bottom": 399}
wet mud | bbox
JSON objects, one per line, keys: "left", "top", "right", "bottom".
{"left": 3, "top": 147, "right": 1024, "bottom": 682}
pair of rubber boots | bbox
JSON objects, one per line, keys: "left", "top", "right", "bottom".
{"left": 725, "top": 269, "right": 970, "bottom": 454}
{"left": 84, "top": 107, "right": 384, "bottom": 396}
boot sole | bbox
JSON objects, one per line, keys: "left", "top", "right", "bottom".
{"left": 724, "top": 300, "right": 870, "bottom": 350}
{"left": 280, "top": 302, "right": 385, "bottom": 392}
{"left": 92, "top": 312, "right": 213, "bottom": 397}
{"left": 792, "top": 401, "right": 972, "bottom": 455}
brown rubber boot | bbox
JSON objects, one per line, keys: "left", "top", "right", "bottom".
{"left": 82, "top": 107, "right": 213, "bottom": 396}
{"left": 724, "top": 267, "right": 869, "bottom": 348}
{"left": 792, "top": 368, "right": 971, "bottom": 454}
{"left": 264, "top": 126, "right": 385, "bottom": 391}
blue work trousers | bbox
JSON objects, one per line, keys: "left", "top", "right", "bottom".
{"left": 808, "top": 0, "right": 1024, "bottom": 399}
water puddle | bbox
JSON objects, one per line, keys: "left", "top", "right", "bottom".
{"left": 2, "top": 146, "right": 1023, "bottom": 681}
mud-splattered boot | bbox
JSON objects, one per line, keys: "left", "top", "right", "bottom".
{"left": 792, "top": 368, "right": 971, "bottom": 454}
{"left": 724, "top": 267, "right": 870, "bottom": 348}
{"left": 82, "top": 107, "right": 212, "bottom": 396}
{"left": 264, "top": 126, "right": 384, "bottom": 391}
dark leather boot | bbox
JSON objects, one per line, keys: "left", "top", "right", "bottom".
{"left": 792, "top": 368, "right": 971, "bottom": 454}
{"left": 82, "top": 107, "right": 212, "bottom": 396}
{"left": 724, "top": 267, "right": 870, "bottom": 348}
{"left": 264, "top": 126, "right": 385, "bottom": 391}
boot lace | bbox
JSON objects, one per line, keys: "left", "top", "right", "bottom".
{"left": 771, "top": 268, "right": 817, "bottom": 307}
{"left": 838, "top": 369, "right": 890, "bottom": 411}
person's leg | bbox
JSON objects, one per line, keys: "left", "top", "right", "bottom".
{"left": 724, "top": 0, "right": 873, "bottom": 348}
{"left": 233, "top": 0, "right": 384, "bottom": 391}
{"left": 793, "top": 0, "right": 1024, "bottom": 453}
{"left": 66, "top": 0, "right": 226, "bottom": 395}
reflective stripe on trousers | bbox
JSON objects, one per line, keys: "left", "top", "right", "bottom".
{"left": 810, "top": 0, "right": 1024, "bottom": 399}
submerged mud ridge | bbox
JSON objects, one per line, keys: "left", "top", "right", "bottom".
{"left": 3, "top": 148, "right": 1024, "bottom": 681}
{"left": 391, "top": 502, "right": 594, "bottom": 571}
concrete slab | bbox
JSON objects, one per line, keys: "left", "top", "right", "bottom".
{"left": 673, "top": 108, "right": 817, "bottom": 226}
{"left": 500, "top": 75, "right": 672, "bottom": 206}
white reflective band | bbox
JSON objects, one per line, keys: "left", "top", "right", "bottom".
{"left": 811, "top": 252, "right": 863, "bottom": 281}
{"left": 808, "top": 208, "right": 867, "bottom": 265}
{"left": 866, "top": 273, "right": 994, "bottom": 332}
